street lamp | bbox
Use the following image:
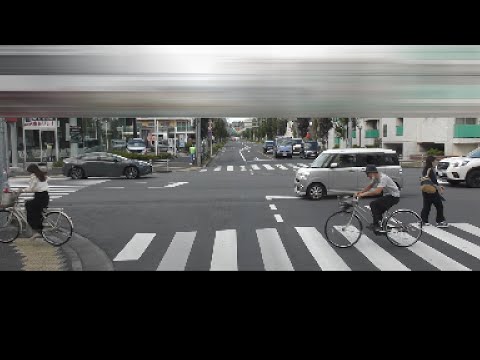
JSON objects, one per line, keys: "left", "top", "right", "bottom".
{"left": 357, "top": 122, "right": 363, "bottom": 147}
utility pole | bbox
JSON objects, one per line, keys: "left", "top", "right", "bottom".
{"left": 0, "top": 118, "right": 8, "bottom": 190}
{"left": 196, "top": 118, "right": 202, "bottom": 167}
{"left": 347, "top": 118, "right": 353, "bottom": 148}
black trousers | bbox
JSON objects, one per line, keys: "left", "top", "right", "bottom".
{"left": 370, "top": 195, "right": 400, "bottom": 225}
{"left": 25, "top": 192, "right": 49, "bottom": 231}
{"left": 421, "top": 192, "right": 445, "bottom": 224}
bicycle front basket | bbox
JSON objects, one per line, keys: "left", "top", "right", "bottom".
{"left": 1, "top": 192, "right": 18, "bottom": 207}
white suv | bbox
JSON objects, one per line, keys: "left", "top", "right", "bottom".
{"left": 436, "top": 147, "right": 480, "bottom": 188}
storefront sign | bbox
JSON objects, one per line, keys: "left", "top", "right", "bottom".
{"left": 70, "top": 126, "right": 82, "bottom": 143}
{"left": 23, "top": 118, "right": 57, "bottom": 129}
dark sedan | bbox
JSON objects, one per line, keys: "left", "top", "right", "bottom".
{"left": 300, "top": 141, "right": 320, "bottom": 159}
{"left": 62, "top": 152, "right": 153, "bottom": 179}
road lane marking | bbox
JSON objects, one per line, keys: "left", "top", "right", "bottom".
{"left": 269, "top": 204, "right": 277, "bottom": 210}
{"left": 256, "top": 228, "right": 294, "bottom": 271}
{"left": 157, "top": 232, "right": 197, "bottom": 271}
{"left": 240, "top": 166, "right": 247, "bottom": 171}
{"left": 295, "top": 227, "right": 350, "bottom": 270}
{"left": 104, "top": 187, "right": 125, "bottom": 189}
{"left": 200, "top": 169, "right": 208, "bottom": 172}
{"left": 275, "top": 164, "right": 289, "bottom": 170}
{"left": 263, "top": 164, "right": 275, "bottom": 170}
{"left": 450, "top": 223, "right": 480, "bottom": 238}
{"left": 266, "top": 196, "right": 300, "bottom": 200}
{"left": 251, "top": 165, "right": 260, "bottom": 170}
{"left": 210, "top": 229, "right": 238, "bottom": 271}
{"left": 415, "top": 224, "right": 480, "bottom": 260}
{"left": 227, "top": 166, "right": 234, "bottom": 171}
{"left": 274, "top": 214, "right": 284, "bottom": 223}
{"left": 214, "top": 166, "right": 222, "bottom": 171}
{"left": 114, "top": 233, "right": 156, "bottom": 261}
{"left": 334, "top": 226, "right": 409, "bottom": 270}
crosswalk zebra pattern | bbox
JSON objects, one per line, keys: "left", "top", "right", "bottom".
{"left": 202, "top": 163, "right": 311, "bottom": 173}
{"left": 112, "top": 222, "right": 480, "bottom": 271}
{"left": 9, "top": 179, "right": 110, "bottom": 205}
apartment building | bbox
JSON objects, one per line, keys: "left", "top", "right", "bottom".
{"left": 328, "top": 118, "right": 480, "bottom": 158}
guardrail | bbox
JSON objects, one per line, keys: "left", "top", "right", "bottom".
{"left": 150, "top": 159, "right": 169, "bottom": 172}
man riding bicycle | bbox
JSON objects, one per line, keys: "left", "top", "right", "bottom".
{"left": 355, "top": 164, "right": 400, "bottom": 233}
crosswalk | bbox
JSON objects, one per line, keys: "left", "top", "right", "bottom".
{"left": 112, "top": 222, "right": 480, "bottom": 271}
{"left": 202, "top": 163, "right": 310, "bottom": 173}
{"left": 8, "top": 179, "right": 110, "bottom": 205}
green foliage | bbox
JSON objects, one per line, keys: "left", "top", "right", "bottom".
{"left": 111, "top": 150, "right": 173, "bottom": 160}
{"left": 427, "top": 148, "right": 444, "bottom": 156}
{"left": 53, "top": 160, "right": 64, "bottom": 168}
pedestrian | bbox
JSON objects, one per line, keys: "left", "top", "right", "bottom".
{"left": 420, "top": 155, "right": 448, "bottom": 228}
{"left": 18, "top": 164, "right": 49, "bottom": 238}
{"left": 189, "top": 145, "right": 196, "bottom": 164}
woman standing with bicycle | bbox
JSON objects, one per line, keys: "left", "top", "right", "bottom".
{"left": 19, "top": 164, "right": 49, "bottom": 238}
{"left": 421, "top": 156, "right": 448, "bottom": 228}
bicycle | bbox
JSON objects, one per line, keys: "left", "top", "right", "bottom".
{"left": 0, "top": 191, "right": 74, "bottom": 246}
{"left": 324, "top": 195, "right": 423, "bottom": 248}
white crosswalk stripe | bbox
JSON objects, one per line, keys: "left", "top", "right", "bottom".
{"left": 9, "top": 179, "right": 110, "bottom": 204}
{"left": 113, "top": 223, "right": 480, "bottom": 271}
{"left": 200, "top": 163, "right": 311, "bottom": 172}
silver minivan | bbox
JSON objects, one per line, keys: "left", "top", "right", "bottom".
{"left": 294, "top": 148, "right": 403, "bottom": 200}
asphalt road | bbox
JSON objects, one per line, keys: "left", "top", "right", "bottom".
{"left": 46, "top": 140, "right": 480, "bottom": 271}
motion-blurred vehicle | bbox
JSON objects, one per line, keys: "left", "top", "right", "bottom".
{"left": 62, "top": 152, "right": 153, "bottom": 180}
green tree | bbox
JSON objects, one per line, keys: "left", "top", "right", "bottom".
{"left": 296, "top": 118, "right": 310, "bottom": 138}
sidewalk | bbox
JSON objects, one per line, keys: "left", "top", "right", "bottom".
{"left": 0, "top": 232, "right": 114, "bottom": 271}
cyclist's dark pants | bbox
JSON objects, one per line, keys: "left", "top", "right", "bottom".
{"left": 25, "top": 191, "right": 49, "bottom": 231}
{"left": 370, "top": 195, "right": 400, "bottom": 225}
{"left": 421, "top": 191, "right": 445, "bottom": 224}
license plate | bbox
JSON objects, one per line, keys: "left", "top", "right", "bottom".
{"left": 438, "top": 171, "right": 445, "bottom": 177}
{"left": 283, "top": 153, "right": 287, "bottom": 157}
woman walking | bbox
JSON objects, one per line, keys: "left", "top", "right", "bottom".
{"left": 421, "top": 156, "right": 448, "bottom": 228}
{"left": 19, "top": 164, "right": 49, "bottom": 238}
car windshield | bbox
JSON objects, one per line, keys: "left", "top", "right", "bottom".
{"left": 265, "top": 141, "right": 274, "bottom": 145}
{"left": 128, "top": 141, "right": 145, "bottom": 147}
{"left": 467, "top": 148, "right": 480, "bottom": 158}
{"left": 114, "top": 155, "right": 129, "bottom": 161}
{"left": 304, "top": 142, "right": 318, "bottom": 150}
{"left": 310, "top": 152, "right": 334, "bottom": 168}
{"left": 293, "top": 139, "right": 302, "bottom": 145}
{"left": 277, "top": 139, "right": 292, "bottom": 146}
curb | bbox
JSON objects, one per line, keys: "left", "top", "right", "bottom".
{"left": 61, "top": 233, "right": 114, "bottom": 271}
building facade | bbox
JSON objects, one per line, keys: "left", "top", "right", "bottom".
{"left": 327, "top": 118, "right": 480, "bottom": 158}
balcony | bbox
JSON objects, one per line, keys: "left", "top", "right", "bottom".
{"left": 454, "top": 124, "right": 480, "bottom": 138}
{"left": 365, "top": 129, "right": 379, "bottom": 138}
{"left": 177, "top": 126, "right": 195, "bottom": 132}
{"left": 396, "top": 126, "right": 404, "bottom": 136}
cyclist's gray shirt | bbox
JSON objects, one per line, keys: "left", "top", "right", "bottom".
{"left": 370, "top": 173, "right": 400, "bottom": 197}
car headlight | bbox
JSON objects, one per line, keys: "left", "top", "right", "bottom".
{"left": 461, "top": 160, "right": 470, "bottom": 167}
{"left": 297, "top": 172, "right": 310, "bottom": 180}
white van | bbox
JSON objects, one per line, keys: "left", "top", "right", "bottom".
{"left": 294, "top": 148, "right": 403, "bottom": 200}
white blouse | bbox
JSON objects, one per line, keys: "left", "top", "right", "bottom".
{"left": 23, "top": 174, "right": 49, "bottom": 193}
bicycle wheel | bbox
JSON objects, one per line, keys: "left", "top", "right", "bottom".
{"left": 41, "top": 211, "right": 73, "bottom": 246}
{"left": 0, "top": 210, "right": 20, "bottom": 243}
{"left": 385, "top": 209, "right": 422, "bottom": 247}
{"left": 324, "top": 210, "right": 363, "bottom": 248}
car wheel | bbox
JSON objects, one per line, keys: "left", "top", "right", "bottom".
{"left": 70, "top": 167, "right": 84, "bottom": 180}
{"left": 125, "top": 166, "right": 139, "bottom": 179}
{"left": 306, "top": 183, "right": 327, "bottom": 200}
{"left": 466, "top": 170, "right": 480, "bottom": 188}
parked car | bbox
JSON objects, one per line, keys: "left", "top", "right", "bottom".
{"left": 436, "top": 147, "right": 480, "bottom": 187}
{"left": 111, "top": 139, "right": 127, "bottom": 150}
{"left": 292, "top": 138, "right": 303, "bottom": 155}
{"left": 300, "top": 141, "right": 320, "bottom": 159}
{"left": 127, "top": 139, "right": 147, "bottom": 154}
{"left": 273, "top": 138, "right": 293, "bottom": 158}
{"left": 62, "top": 152, "right": 153, "bottom": 179}
{"left": 263, "top": 140, "right": 275, "bottom": 154}
{"left": 295, "top": 148, "right": 403, "bottom": 200}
